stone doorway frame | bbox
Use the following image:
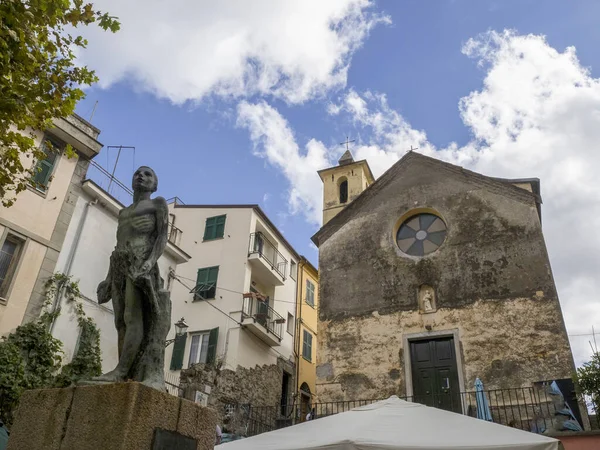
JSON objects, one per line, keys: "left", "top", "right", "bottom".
{"left": 402, "top": 328, "right": 467, "bottom": 414}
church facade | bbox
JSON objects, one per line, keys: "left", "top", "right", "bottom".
{"left": 312, "top": 151, "right": 576, "bottom": 414}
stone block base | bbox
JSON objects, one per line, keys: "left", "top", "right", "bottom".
{"left": 6, "top": 382, "right": 217, "bottom": 450}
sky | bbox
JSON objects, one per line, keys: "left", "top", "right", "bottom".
{"left": 74, "top": 0, "right": 600, "bottom": 368}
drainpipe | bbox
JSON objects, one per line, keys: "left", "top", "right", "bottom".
{"left": 295, "top": 259, "right": 305, "bottom": 403}
{"left": 49, "top": 198, "right": 98, "bottom": 334}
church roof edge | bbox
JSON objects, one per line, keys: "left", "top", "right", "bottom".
{"left": 312, "top": 151, "right": 542, "bottom": 248}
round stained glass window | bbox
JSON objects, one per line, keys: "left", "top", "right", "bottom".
{"left": 396, "top": 213, "right": 447, "bottom": 256}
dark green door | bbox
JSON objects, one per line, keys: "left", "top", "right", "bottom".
{"left": 410, "top": 337, "right": 461, "bottom": 413}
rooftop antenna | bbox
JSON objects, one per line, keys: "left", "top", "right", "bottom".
{"left": 106, "top": 145, "right": 136, "bottom": 193}
{"left": 89, "top": 101, "right": 99, "bottom": 122}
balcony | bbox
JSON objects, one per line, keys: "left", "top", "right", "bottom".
{"left": 168, "top": 220, "right": 183, "bottom": 247}
{"left": 241, "top": 293, "right": 284, "bottom": 346}
{"left": 248, "top": 232, "right": 287, "bottom": 286}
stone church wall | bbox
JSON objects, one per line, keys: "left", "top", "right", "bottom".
{"left": 316, "top": 157, "right": 575, "bottom": 402}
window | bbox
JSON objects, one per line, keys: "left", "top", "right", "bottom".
{"left": 302, "top": 330, "right": 313, "bottom": 362}
{"left": 203, "top": 215, "right": 226, "bottom": 241}
{"left": 287, "top": 313, "right": 294, "bottom": 336}
{"left": 188, "top": 327, "right": 219, "bottom": 368}
{"left": 339, "top": 179, "right": 348, "bottom": 203}
{"left": 290, "top": 260, "right": 297, "bottom": 281}
{"left": 396, "top": 212, "right": 447, "bottom": 257}
{"left": 306, "top": 279, "right": 315, "bottom": 307}
{"left": 194, "top": 266, "right": 219, "bottom": 300}
{"left": 0, "top": 234, "right": 25, "bottom": 300}
{"left": 188, "top": 332, "right": 209, "bottom": 366}
{"left": 31, "top": 135, "right": 63, "bottom": 192}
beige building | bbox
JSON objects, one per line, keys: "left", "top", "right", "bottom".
{"left": 0, "top": 115, "right": 102, "bottom": 335}
{"left": 166, "top": 204, "right": 301, "bottom": 409}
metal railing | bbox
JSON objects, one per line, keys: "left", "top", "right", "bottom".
{"left": 167, "top": 196, "right": 186, "bottom": 206}
{"left": 167, "top": 220, "right": 183, "bottom": 247}
{"left": 229, "top": 386, "right": 577, "bottom": 438}
{"left": 85, "top": 159, "right": 133, "bottom": 206}
{"left": 242, "top": 294, "right": 284, "bottom": 341}
{"left": 248, "top": 232, "right": 288, "bottom": 280}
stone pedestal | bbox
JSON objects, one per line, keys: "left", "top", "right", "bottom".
{"left": 6, "top": 382, "right": 217, "bottom": 450}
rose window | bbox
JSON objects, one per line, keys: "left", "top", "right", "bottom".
{"left": 396, "top": 213, "right": 447, "bottom": 256}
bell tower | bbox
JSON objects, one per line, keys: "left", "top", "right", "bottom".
{"left": 318, "top": 150, "right": 375, "bottom": 225}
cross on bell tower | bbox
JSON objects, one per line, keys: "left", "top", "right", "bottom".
{"left": 338, "top": 136, "right": 356, "bottom": 166}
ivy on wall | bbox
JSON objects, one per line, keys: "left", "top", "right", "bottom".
{"left": 0, "top": 273, "right": 103, "bottom": 425}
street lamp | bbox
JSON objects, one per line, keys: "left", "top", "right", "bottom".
{"left": 165, "top": 317, "right": 189, "bottom": 347}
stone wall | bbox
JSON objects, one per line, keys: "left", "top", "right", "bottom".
{"left": 179, "top": 358, "right": 294, "bottom": 434}
{"left": 317, "top": 298, "right": 573, "bottom": 401}
{"left": 315, "top": 154, "right": 575, "bottom": 402}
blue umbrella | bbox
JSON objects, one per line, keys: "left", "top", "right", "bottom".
{"left": 475, "top": 378, "right": 493, "bottom": 421}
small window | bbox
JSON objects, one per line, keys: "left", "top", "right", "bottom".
{"left": 339, "top": 179, "right": 348, "bottom": 204}
{"left": 302, "top": 330, "right": 313, "bottom": 362}
{"left": 306, "top": 279, "right": 315, "bottom": 307}
{"left": 31, "top": 135, "right": 63, "bottom": 193}
{"left": 0, "top": 234, "right": 25, "bottom": 300}
{"left": 290, "top": 260, "right": 297, "bottom": 281}
{"left": 194, "top": 266, "right": 219, "bottom": 300}
{"left": 204, "top": 215, "right": 226, "bottom": 241}
{"left": 188, "top": 332, "right": 210, "bottom": 367}
{"left": 287, "top": 313, "right": 294, "bottom": 336}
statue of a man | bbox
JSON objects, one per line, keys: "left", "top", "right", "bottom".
{"left": 92, "top": 166, "right": 171, "bottom": 390}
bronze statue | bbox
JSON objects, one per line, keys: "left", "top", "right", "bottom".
{"left": 92, "top": 166, "right": 171, "bottom": 390}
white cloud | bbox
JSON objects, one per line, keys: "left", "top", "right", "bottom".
{"left": 236, "top": 101, "right": 329, "bottom": 224}
{"left": 238, "top": 30, "right": 600, "bottom": 366}
{"left": 78, "top": 0, "right": 389, "bottom": 104}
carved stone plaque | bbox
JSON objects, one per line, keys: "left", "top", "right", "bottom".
{"left": 152, "top": 429, "right": 197, "bottom": 450}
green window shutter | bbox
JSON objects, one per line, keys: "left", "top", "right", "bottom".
{"left": 204, "top": 217, "right": 216, "bottom": 240}
{"left": 32, "top": 138, "right": 60, "bottom": 191}
{"left": 195, "top": 266, "right": 219, "bottom": 300}
{"left": 204, "top": 215, "right": 226, "bottom": 240}
{"left": 207, "top": 327, "right": 219, "bottom": 365}
{"left": 303, "top": 330, "right": 312, "bottom": 362}
{"left": 306, "top": 280, "right": 315, "bottom": 306}
{"left": 215, "top": 215, "right": 226, "bottom": 239}
{"left": 170, "top": 333, "right": 187, "bottom": 370}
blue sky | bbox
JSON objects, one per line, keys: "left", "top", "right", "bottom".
{"left": 76, "top": 0, "right": 600, "bottom": 365}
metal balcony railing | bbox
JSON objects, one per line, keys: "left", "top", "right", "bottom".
{"left": 248, "top": 232, "right": 288, "bottom": 280}
{"left": 242, "top": 294, "right": 284, "bottom": 340}
{"left": 167, "top": 220, "right": 183, "bottom": 247}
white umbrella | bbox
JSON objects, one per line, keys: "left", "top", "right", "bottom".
{"left": 219, "top": 396, "right": 559, "bottom": 450}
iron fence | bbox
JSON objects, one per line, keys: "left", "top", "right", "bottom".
{"left": 229, "top": 386, "right": 570, "bottom": 438}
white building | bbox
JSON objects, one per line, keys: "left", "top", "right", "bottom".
{"left": 50, "top": 178, "right": 190, "bottom": 372}
{"left": 164, "top": 204, "right": 300, "bottom": 402}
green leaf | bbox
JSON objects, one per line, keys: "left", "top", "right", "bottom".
{"left": 0, "top": 0, "right": 120, "bottom": 207}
